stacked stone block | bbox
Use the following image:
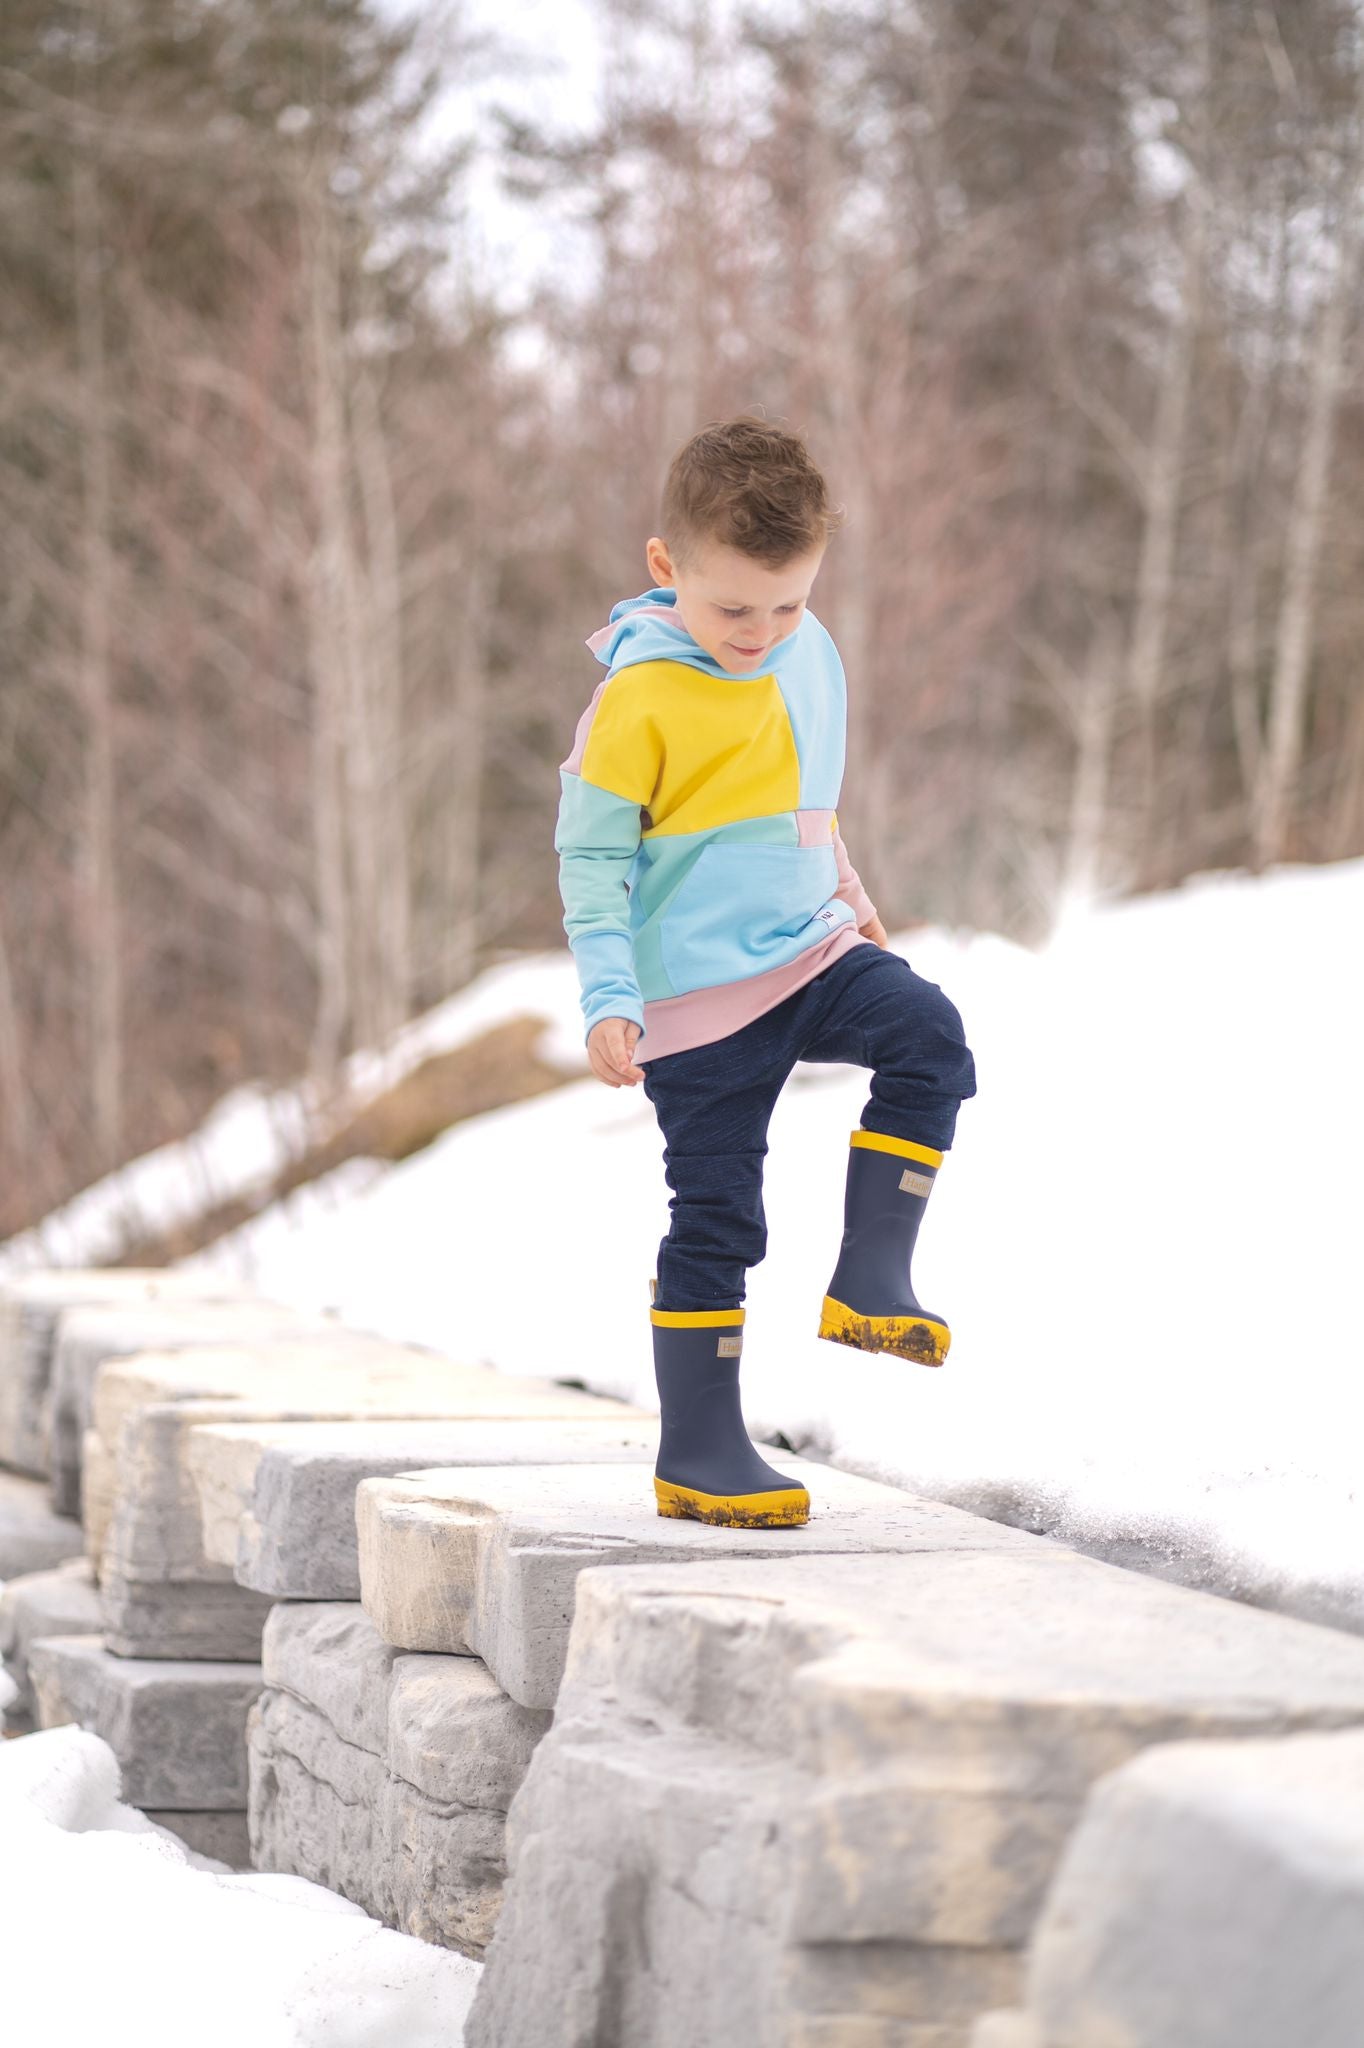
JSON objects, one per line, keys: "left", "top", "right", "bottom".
{"left": 27, "top": 1632, "right": 263, "bottom": 1867}
{"left": 85, "top": 1338, "right": 627, "bottom": 1659}
{"left": 975, "top": 1726, "right": 1364, "bottom": 2048}
{"left": 0, "top": 1268, "right": 255, "bottom": 1478}
{"left": 2, "top": 1268, "right": 659, "bottom": 1922}
{"left": 188, "top": 1413, "right": 659, "bottom": 1599}
{"left": 464, "top": 1550, "right": 1364, "bottom": 2048}
{"left": 0, "top": 1557, "right": 102, "bottom": 1723}
{"left": 10, "top": 1264, "right": 1364, "bottom": 2043}
{"left": 248, "top": 1602, "right": 550, "bottom": 1953}
{"left": 353, "top": 1460, "right": 1034, "bottom": 1707}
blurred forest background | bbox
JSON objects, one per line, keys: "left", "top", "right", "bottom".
{"left": 2, "top": 0, "right": 1363, "bottom": 1236}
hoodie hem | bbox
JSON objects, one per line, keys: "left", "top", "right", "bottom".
{"left": 636, "top": 923, "right": 873, "bottom": 1063}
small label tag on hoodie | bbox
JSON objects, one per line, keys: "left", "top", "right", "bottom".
{"left": 899, "top": 1169, "right": 934, "bottom": 1198}
{"left": 716, "top": 1334, "right": 743, "bottom": 1358}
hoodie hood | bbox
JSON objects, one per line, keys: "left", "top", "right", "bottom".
{"left": 585, "top": 586, "right": 808, "bottom": 681}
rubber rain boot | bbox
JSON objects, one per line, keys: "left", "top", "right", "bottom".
{"left": 651, "top": 1306, "right": 809, "bottom": 1528}
{"left": 818, "top": 1130, "right": 951, "bottom": 1365}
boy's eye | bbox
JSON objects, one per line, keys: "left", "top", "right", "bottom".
{"left": 718, "top": 604, "right": 801, "bottom": 618}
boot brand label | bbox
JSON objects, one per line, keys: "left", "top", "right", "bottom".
{"left": 716, "top": 1335, "right": 743, "bottom": 1358}
{"left": 899, "top": 1169, "right": 934, "bottom": 1198}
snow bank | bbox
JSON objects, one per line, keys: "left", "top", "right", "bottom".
{"left": 0, "top": 1724, "right": 479, "bottom": 2045}
{"left": 173, "top": 860, "right": 1364, "bottom": 1632}
{"left": 0, "top": 953, "right": 586, "bottom": 1278}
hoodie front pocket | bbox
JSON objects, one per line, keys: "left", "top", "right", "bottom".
{"left": 659, "top": 840, "right": 848, "bottom": 997}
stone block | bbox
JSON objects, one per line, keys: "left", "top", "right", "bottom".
{"left": 788, "top": 2028, "right": 980, "bottom": 2048}
{"left": 465, "top": 1551, "right": 1364, "bottom": 2048}
{"left": 145, "top": 1809, "right": 251, "bottom": 1869}
{"left": 191, "top": 1414, "right": 659, "bottom": 1599}
{"left": 0, "top": 1268, "right": 253, "bottom": 1476}
{"left": 969, "top": 2019, "right": 1041, "bottom": 2048}
{"left": 46, "top": 1302, "right": 366, "bottom": 1513}
{"left": 100, "top": 1573, "right": 275, "bottom": 1662}
{"left": 356, "top": 1461, "right": 1045, "bottom": 1708}
{"left": 28, "top": 1633, "right": 262, "bottom": 1807}
{"left": 88, "top": 1345, "right": 629, "bottom": 1572}
{"left": 1026, "top": 1726, "right": 1364, "bottom": 2048}
{"left": 248, "top": 1602, "right": 549, "bottom": 1955}
{"left": 785, "top": 1945, "right": 1023, "bottom": 2033}
{"left": 0, "top": 1469, "right": 83, "bottom": 1579}
{"left": 80, "top": 1346, "right": 639, "bottom": 1657}
{"left": 0, "top": 1556, "right": 102, "bottom": 1721}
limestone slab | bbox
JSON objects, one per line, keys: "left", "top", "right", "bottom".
{"left": 191, "top": 1415, "right": 659, "bottom": 1598}
{"left": 100, "top": 1573, "right": 275, "bottom": 1662}
{"left": 465, "top": 1550, "right": 1364, "bottom": 2048}
{"left": 92, "top": 1353, "right": 635, "bottom": 1577}
{"left": 29, "top": 1633, "right": 262, "bottom": 1807}
{"left": 789, "top": 2028, "right": 982, "bottom": 2048}
{"left": 248, "top": 1603, "right": 549, "bottom": 1954}
{"left": 145, "top": 1809, "right": 252, "bottom": 1869}
{"left": 80, "top": 1347, "right": 638, "bottom": 1658}
{"left": 46, "top": 1302, "right": 367, "bottom": 1513}
{"left": 970, "top": 2022, "right": 1041, "bottom": 2048}
{"left": 0, "top": 1268, "right": 253, "bottom": 1476}
{"left": 356, "top": 1461, "right": 1046, "bottom": 1708}
{"left": 0, "top": 1556, "right": 102, "bottom": 1721}
{"left": 0, "top": 1469, "right": 83, "bottom": 1579}
{"left": 1026, "top": 1726, "right": 1364, "bottom": 2048}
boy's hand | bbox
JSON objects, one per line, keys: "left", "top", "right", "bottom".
{"left": 587, "top": 1017, "right": 645, "bottom": 1087}
{"left": 860, "top": 914, "right": 889, "bottom": 948}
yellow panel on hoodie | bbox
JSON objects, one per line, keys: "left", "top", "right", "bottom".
{"left": 579, "top": 659, "right": 800, "bottom": 838}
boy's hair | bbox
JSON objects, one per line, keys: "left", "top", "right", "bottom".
{"left": 661, "top": 416, "right": 843, "bottom": 570}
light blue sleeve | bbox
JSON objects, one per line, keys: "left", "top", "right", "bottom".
{"left": 555, "top": 769, "right": 646, "bottom": 1041}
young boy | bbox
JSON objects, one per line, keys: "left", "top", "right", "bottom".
{"left": 556, "top": 417, "right": 977, "bottom": 1530}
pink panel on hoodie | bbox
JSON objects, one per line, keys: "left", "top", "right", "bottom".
{"left": 636, "top": 922, "right": 873, "bottom": 1063}
{"left": 561, "top": 679, "right": 609, "bottom": 775}
{"left": 796, "top": 806, "right": 836, "bottom": 846}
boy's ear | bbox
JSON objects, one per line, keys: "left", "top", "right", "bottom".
{"left": 646, "top": 535, "right": 674, "bottom": 585}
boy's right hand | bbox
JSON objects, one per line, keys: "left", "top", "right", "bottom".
{"left": 587, "top": 1017, "right": 645, "bottom": 1087}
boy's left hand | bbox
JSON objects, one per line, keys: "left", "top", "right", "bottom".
{"left": 859, "top": 915, "right": 888, "bottom": 948}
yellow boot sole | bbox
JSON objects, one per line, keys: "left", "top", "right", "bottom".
{"left": 654, "top": 1476, "right": 810, "bottom": 1528}
{"left": 818, "top": 1295, "right": 951, "bottom": 1366}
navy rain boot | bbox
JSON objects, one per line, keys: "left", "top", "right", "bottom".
{"left": 818, "top": 1130, "right": 951, "bottom": 1366}
{"left": 651, "top": 1306, "right": 809, "bottom": 1527}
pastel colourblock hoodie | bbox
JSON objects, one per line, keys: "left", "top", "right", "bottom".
{"left": 556, "top": 586, "right": 879, "bottom": 1063}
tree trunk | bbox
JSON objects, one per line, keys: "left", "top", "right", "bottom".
{"left": 353, "top": 350, "right": 411, "bottom": 1037}
{"left": 302, "top": 154, "right": 353, "bottom": 1079}
{"left": 1125, "top": 105, "right": 1207, "bottom": 871}
{"left": 1254, "top": 142, "right": 1361, "bottom": 865}
{"left": 72, "top": 136, "right": 124, "bottom": 1169}
{"left": 0, "top": 905, "right": 31, "bottom": 1165}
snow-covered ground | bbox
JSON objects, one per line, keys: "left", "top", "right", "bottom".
{"left": 0, "top": 1724, "right": 480, "bottom": 2046}
{"left": 2, "top": 861, "right": 1360, "bottom": 2045}
{"left": 173, "top": 860, "right": 1364, "bottom": 1632}
{"left": 5, "top": 861, "right": 1362, "bottom": 1630}
{"left": 0, "top": 955, "right": 588, "bottom": 1274}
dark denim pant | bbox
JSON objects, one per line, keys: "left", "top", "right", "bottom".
{"left": 640, "top": 942, "right": 977, "bottom": 1312}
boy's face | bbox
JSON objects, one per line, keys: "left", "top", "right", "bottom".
{"left": 645, "top": 535, "right": 826, "bottom": 675}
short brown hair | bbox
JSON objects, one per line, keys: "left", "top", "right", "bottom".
{"left": 661, "top": 416, "right": 843, "bottom": 569}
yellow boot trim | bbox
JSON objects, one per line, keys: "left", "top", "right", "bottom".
{"left": 650, "top": 1307, "right": 745, "bottom": 1328}
{"left": 654, "top": 1476, "right": 810, "bottom": 1528}
{"left": 849, "top": 1130, "right": 943, "bottom": 1169}
{"left": 817, "top": 1295, "right": 951, "bottom": 1366}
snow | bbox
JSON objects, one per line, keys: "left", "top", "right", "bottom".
{"left": 0, "top": 1725, "right": 480, "bottom": 2045}
{"left": 0, "top": 953, "right": 587, "bottom": 1278}
{"left": 167, "top": 859, "right": 1364, "bottom": 1634}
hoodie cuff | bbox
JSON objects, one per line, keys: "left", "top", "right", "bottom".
{"left": 571, "top": 930, "right": 646, "bottom": 1041}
